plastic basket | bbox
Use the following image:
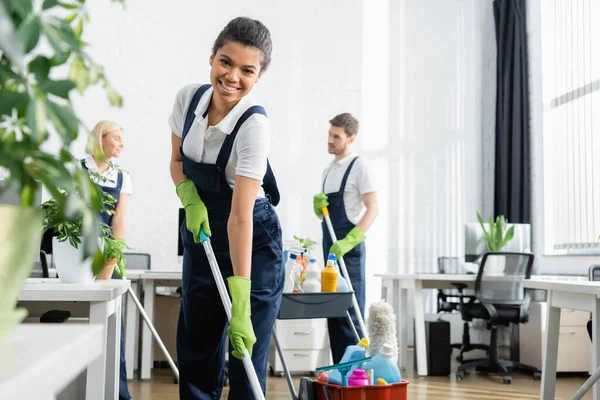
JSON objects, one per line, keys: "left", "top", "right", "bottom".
{"left": 278, "top": 292, "right": 355, "bottom": 319}
{"left": 314, "top": 381, "right": 409, "bottom": 400}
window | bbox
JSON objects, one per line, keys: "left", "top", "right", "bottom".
{"left": 541, "top": 0, "right": 600, "bottom": 253}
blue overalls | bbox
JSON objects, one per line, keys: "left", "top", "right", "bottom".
{"left": 81, "top": 161, "right": 131, "bottom": 400}
{"left": 177, "top": 84, "right": 284, "bottom": 400}
{"left": 321, "top": 157, "right": 366, "bottom": 364}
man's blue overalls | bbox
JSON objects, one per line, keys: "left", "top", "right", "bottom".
{"left": 177, "top": 84, "right": 284, "bottom": 400}
{"left": 81, "top": 161, "right": 131, "bottom": 400}
{"left": 321, "top": 157, "right": 366, "bottom": 364}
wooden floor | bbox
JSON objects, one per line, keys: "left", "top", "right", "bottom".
{"left": 130, "top": 369, "right": 593, "bottom": 399}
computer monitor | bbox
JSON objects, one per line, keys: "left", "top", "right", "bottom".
{"left": 464, "top": 222, "right": 531, "bottom": 262}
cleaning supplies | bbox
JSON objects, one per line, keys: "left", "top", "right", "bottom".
{"left": 327, "top": 338, "right": 369, "bottom": 385}
{"left": 367, "top": 301, "right": 399, "bottom": 364}
{"left": 347, "top": 369, "right": 370, "bottom": 386}
{"left": 321, "top": 253, "right": 339, "bottom": 292}
{"left": 284, "top": 253, "right": 298, "bottom": 293}
{"left": 302, "top": 258, "right": 321, "bottom": 293}
{"left": 363, "top": 343, "right": 402, "bottom": 384}
{"left": 335, "top": 260, "right": 349, "bottom": 292}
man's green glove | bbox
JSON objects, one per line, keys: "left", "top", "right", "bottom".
{"left": 313, "top": 193, "right": 329, "bottom": 217}
{"left": 227, "top": 276, "right": 256, "bottom": 359}
{"left": 329, "top": 226, "right": 366, "bottom": 260}
{"left": 176, "top": 180, "right": 211, "bottom": 243}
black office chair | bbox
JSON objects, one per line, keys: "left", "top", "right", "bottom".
{"left": 437, "top": 257, "right": 489, "bottom": 361}
{"left": 455, "top": 252, "right": 541, "bottom": 384}
{"left": 587, "top": 265, "right": 600, "bottom": 340}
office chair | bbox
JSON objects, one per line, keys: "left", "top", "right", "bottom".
{"left": 455, "top": 252, "right": 541, "bottom": 384}
{"left": 437, "top": 257, "right": 489, "bottom": 362}
{"left": 587, "top": 265, "right": 600, "bottom": 340}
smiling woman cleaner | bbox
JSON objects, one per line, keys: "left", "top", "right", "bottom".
{"left": 168, "top": 17, "right": 283, "bottom": 400}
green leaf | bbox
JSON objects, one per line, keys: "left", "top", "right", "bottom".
{"left": 46, "top": 100, "right": 79, "bottom": 143}
{"left": 0, "top": 1, "right": 25, "bottom": 68}
{"left": 0, "top": 90, "right": 28, "bottom": 115}
{"left": 105, "top": 83, "right": 123, "bottom": 107}
{"left": 28, "top": 56, "right": 51, "bottom": 83}
{"left": 26, "top": 94, "right": 47, "bottom": 142}
{"left": 0, "top": 60, "right": 23, "bottom": 81}
{"left": 42, "top": 21, "right": 69, "bottom": 56}
{"left": 7, "top": 0, "right": 32, "bottom": 19}
{"left": 16, "top": 15, "right": 41, "bottom": 53}
{"left": 43, "top": 0, "right": 61, "bottom": 10}
{"left": 64, "top": 12, "right": 78, "bottom": 23}
{"left": 68, "top": 57, "right": 87, "bottom": 93}
{"left": 74, "top": 18, "right": 83, "bottom": 37}
{"left": 504, "top": 225, "right": 515, "bottom": 244}
{"left": 61, "top": 2, "right": 80, "bottom": 10}
{"left": 91, "top": 250, "right": 105, "bottom": 276}
{"left": 50, "top": 50, "right": 71, "bottom": 67}
{"left": 41, "top": 79, "right": 76, "bottom": 99}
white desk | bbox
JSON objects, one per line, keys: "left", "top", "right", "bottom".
{"left": 18, "top": 279, "right": 130, "bottom": 400}
{"left": 376, "top": 273, "right": 477, "bottom": 376}
{"left": 0, "top": 324, "right": 103, "bottom": 400}
{"left": 524, "top": 279, "right": 600, "bottom": 400}
{"left": 139, "top": 271, "right": 182, "bottom": 380}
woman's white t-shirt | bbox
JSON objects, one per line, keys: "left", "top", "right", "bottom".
{"left": 168, "top": 84, "right": 270, "bottom": 199}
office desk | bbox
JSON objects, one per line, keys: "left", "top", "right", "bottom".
{"left": 524, "top": 279, "right": 600, "bottom": 400}
{"left": 376, "top": 273, "right": 477, "bottom": 376}
{"left": 139, "top": 271, "right": 182, "bottom": 380}
{"left": 18, "top": 279, "right": 130, "bottom": 400}
{"left": 0, "top": 324, "right": 103, "bottom": 400}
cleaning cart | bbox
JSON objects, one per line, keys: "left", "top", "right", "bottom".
{"left": 272, "top": 291, "right": 361, "bottom": 400}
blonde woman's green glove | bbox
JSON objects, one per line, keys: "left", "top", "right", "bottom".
{"left": 329, "top": 226, "right": 366, "bottom": 259}
{"left": 313, "top": 193, "right": 329, "bottom": 217}
{"left": 176, "top": 180, "right": 211, "bottom": 243}
{"left": 227, "top": 276, "right": 256, "bottom": 359}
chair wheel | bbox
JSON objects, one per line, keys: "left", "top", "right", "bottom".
{"left": 533, "top": 371, "right": 541, "bottom": 380}
{"left": 456, "top": 370, "right": 465, "bottom": 381}
{"left": 503, "top": 376, "right": 512, "bottom": 384}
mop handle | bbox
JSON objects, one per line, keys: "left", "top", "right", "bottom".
{"left": 199, "top": 230, "right": 265, "bottom": 400}
{"left": 322, "top": 207, "right": 368, "bottom": 339}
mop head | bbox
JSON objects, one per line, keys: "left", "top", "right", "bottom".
{"left": 367, "top": 300, "right": 399, "bottom": 360}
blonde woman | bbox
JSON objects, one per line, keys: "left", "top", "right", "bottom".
{"left": 83, "top": 120, "right": 133, "bottom": 400}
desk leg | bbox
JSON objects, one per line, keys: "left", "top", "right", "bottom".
{"left": 541, "top": 291, "right": 560, "bottom": 400}
{"left": 87, "top": 301, "right": 109, "bottom": 400}
{"left": 125, "top": 280, "right": 139, "bottom": 380}
{"left": 413, "top": 282, "right": 428, "bottom": 376}
{"left": 106, "top": 297, "right": 121, "bottom": 400}
{"left": 141, "top": 279, "right": 155, "bottom": 380}
{"left": 593, "top": 297, "right": 600, "bottom": 400}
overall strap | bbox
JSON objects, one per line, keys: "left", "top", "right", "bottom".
{"left": 339, "top": 156, "right": 359, "bottom": 192}
{"left": 214, "top": 105, "right": 267, "bottom": 172}
{"left": 115, "top": 170, "right": 123, "bottom": 192}
{"left": 181, "top": 84, "right": 212, "bottom": 143}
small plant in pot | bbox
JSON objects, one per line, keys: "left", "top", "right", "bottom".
{"left": 476, "top": 212, "right": 515, "bottom": 273}
{"left": 42, "top": 175, "right": 130, "bottom": 282}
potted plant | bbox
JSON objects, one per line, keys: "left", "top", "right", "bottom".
{"left": 0, "top": 0, "right": 123, "bottom": 339}
{"left": 476, "top": 212, "right": 515, "bottom": 273}
{"left": 41, "top": 174, "right": 130, "bottom": 282}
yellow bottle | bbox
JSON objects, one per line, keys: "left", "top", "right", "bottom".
{"left": 321, "top": 254, "right": 339, "bottom": 292}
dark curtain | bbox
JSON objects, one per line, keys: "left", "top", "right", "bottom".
{"left": 493, "top": 0, "right": 531, "bottom": 223}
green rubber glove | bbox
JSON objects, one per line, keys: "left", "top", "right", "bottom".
{"left": 227, "top": 276, "right": 256, "bottom": 359}
{"left": 313, "top": 193, "right": 329, "bottom": 217}
{"left": 329, "top": 226, "right": 366, "bottom": 260}
{"left": 176, "top": 180, "right": 211, "bottom": 243}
